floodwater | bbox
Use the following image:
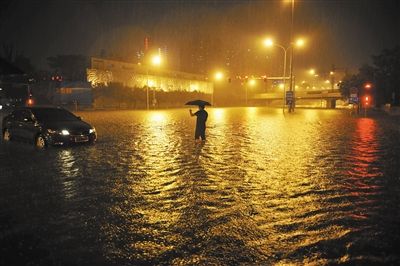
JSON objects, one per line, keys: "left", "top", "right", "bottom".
{"left": 1, "top": 107, "right": 399, "bottom": 265}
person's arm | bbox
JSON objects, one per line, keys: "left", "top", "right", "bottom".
{"left": 189, "top": 109, "right": 195, "bottom": 116}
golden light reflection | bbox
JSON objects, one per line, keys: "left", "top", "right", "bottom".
{"left": 58, "top": 149, "right": 78, "bottom": 199}
{"left": 350, "top": 118, "right": 380, "bottom": 178}
{"left": 149, "top": 112, "right": 167, "bottom": 124}
{"left": 246, "top": 107, "right": 258, "bottom": 116}
{"left": 212, "top": 108, "right": 225, "bottom": 122}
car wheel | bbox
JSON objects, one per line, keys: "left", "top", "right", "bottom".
{"left": 89, "top": 136, "right": 96, "bottom": 145}
{"left": 35, "top": 134, "right": 47, "bottom": 149}
{"left": 3, "top": 128, "right": 12, "bottom": 142}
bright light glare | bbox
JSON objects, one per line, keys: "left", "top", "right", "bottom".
{"left": 295, "top": 39, "right": 305, "bottom": 47}
{"left": 151, "top": 55, "right": 162, "bottom": 66}
{"left": 190, "top": 84, "right": 199, "bottom": 92}
{"left": 249, "top": 79, "right": 256, "bottom": 86}
{"left": 309, "top": 69, "right": 315, "bottom": 75}
{"left": 215, "top": 72, "right": 223, "bottom": 80}
{"left": 263, "top": 38, "right": 273, "bottom": 47}
{"left": 61, "top": 130, "right": 70, "bottom": 135}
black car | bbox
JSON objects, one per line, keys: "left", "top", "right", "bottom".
{"left": 2, "top": 106, "right": 97, "bottom": 148}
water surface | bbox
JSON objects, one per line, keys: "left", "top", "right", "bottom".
{"left": 1, "top": 107, "right": 399, "bottom": 265}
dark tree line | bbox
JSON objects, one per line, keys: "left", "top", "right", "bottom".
{"left": 339, "top": 46, "right": 400, "bottom": 106}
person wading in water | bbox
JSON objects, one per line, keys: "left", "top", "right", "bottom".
{"left": 189, "top": 104, "right": 208, "bottom": 141}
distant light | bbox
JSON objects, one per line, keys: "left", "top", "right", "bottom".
{"left": 279, "top": 83, "right": 284, "bottom": 89}
{"left": 190, "top": 84, "right": 199, "bottom": 92}
{"left": 364, "top": 83, "right": 372, "bottom": 89}
{"left": 309, "top": 69, "right": 315, "bottom": 75}
{"left": 330, "top": 71, "right": 334, "bottom": 75}
{"left": 295, "top": 38, "right": 305, "bottom": 47}
{"left": 61, "top": 130, "right": 70, "bottom": 135}
{"left": 325, "top": 80, "right": 330, "bottom": 84}
{"left": 249, "top": 79, "right": 256, "bottom": 86}
{"left": 27, "top": 99, "right": 34, "bottom": 105}
{"left": 263, "top": 38, "right": 274, "bottom": 47}
{"left": 215, "top": 72, "right": 224, "bottom": 81}
{"left": 151, "top": 55, "right": 162, "bottom": 66}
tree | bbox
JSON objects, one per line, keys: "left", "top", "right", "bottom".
{"left": 47, "top": 54, "right": 89, "bottom": 81}
{"left": 372, "top": 46, "right": 400, "bottom": 106}
{"left": 339, "top": 64, "right": 373, "bottom": 99}
{"left": 340, "top": 46, "right": 400, "bottom": 106}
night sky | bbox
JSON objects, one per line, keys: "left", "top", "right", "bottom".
{"left": 0, "top": 0, "right": 399, "bottom": 76}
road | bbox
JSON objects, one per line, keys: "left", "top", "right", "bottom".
{"left": 1, "top": 107, "right": 399, "bottom": 265}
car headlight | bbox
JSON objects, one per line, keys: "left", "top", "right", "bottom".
{"left": 89, "top": 128, "right": 96, "bottom": 134}
{"left": 61, "top": 130, "right": 70, "bottom": 135}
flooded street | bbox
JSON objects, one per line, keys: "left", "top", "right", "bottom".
{"left": 1, "top": 107, "right": 399, "bottom": 265}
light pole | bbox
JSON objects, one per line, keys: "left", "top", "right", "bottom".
{"left": 213, "top": 71, "right": 223, "bottom": 106}
{"left": 288, "top": 0, "right": 295, "bottom": 112}
{"left": 264, "top": 38, "right": 304, "bottom": 112}
{"left": 146, "top": 55, "right": 162, "bottom": 110}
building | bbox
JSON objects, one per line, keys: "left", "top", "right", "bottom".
{"left": 87, "top": 57, "right": 213, "bottom": 94}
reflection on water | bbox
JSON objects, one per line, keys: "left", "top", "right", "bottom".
{"left": 0, "top": 108, "right": 399, "bottom": 265}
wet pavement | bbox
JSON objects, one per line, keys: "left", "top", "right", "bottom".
{"left": 1, "top": 107, "right": 399, "bottom": 265}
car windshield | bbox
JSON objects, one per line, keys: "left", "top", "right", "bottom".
{"left": 31, "top": 108, "right": 79, "bottom": 122}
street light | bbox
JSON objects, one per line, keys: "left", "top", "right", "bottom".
{"left": 146, "top": 55, "right": 162, "bottom": 110}
{"left": 213, "top": 71, "right": 224, "bottom": 106}
{"left": 263, "top": 37, "right": 305, "bottom": 112}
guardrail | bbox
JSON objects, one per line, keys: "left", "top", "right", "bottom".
{"left": 254, "top": 90, "right": 342, "bottom": 100}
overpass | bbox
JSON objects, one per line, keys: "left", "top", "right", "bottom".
{"left": 253, "top": 89, "right": 343, "bottom": 108}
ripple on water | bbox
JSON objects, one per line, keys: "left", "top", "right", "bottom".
{"left": 1, "top": 108, "right": 399, "bottom": 265}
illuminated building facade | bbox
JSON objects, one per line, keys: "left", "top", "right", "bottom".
{"left": 87, "top": 57, "right": 213, "bottom": 94}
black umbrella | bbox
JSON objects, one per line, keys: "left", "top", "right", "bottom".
{"left": 185, "top": 100, "right": 211, "bottom": 106}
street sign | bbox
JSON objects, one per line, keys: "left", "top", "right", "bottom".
{"left": 349, "top": 87, "right": 359, "bottom": 104}
{"left": 349, "top": 96, "right": 359, "bottom": 104}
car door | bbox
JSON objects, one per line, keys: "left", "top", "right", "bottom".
{"left": 19, "top": 110, "right": 38, "bottom": 141}
{"left": 7, "top": 110, "right": 24, "bottom": 138}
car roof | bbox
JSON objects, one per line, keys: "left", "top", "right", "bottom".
{"left": 15, "top": 106, "right": 66, "bottom": 111}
